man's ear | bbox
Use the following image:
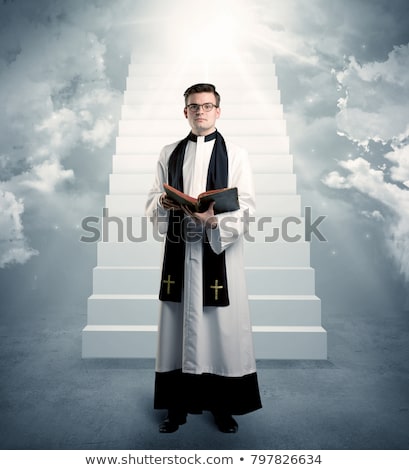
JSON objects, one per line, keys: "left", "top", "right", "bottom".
{"left": 183, "top": 107, "right": 188, "bottom": 118}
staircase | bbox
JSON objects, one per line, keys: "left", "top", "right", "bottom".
{"left": 82, "top": 56, "right": 327, "bottom": 359}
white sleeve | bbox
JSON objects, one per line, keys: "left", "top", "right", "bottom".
{"left": 206, "top": 144, "right": 255, "bottom": 254}
{"left": 145, "top": 146, "right": 170, "bottom": 235}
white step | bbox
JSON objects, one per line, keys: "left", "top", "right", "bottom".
{"left": 86, "top": 293, "right": 321, "bottom": 327}
{"left": 99, "top": 215, "right": 308, "bottom": 244}
{"left": 116, "top": 136, "right": 290, "bottom": 155}
{"left": 246, "top": 267, "right": 315, "bottom": 295}
{"left": 81, "top": 325, "right": 326, "bottom": 359}
{"left": 92, "top": 266, "right": 160, "bottom": 295}
{"left": 105, "top": 194, "right": 301, "bottom": 217}
{"left": 253, "top": 326, "right": 327, "bottom": 359}
{"left": 249, "top": 295, "right": 321, "bottom": 326}
{"left": 96, "top": 240, "right": 310, "bottom": 267}
{"left": 123, "top": 89, "right": 281, "bottom": 106}
{"left": 87, "top": 294, "right": 159, "bottom": 325}
{"left": 112, "top": 154, "right": 294, "bottom": 174}
{"left": 251, "top": 154, "right": 293, "bottom": 173}
{"left": 118, "top": 120, "right": 188, "bottom": 137}
{"left": 84, "top": 213, "right": 162, "bottom": 244}
{"left": 116, "top": 136, "right": 175, "bottom": 155}
{"left": 112, "top": 154, "right": 160, "bottom": 173}
{"left": 126, "top": 75, "right": 279, "bottom": 92}
{"left": 121, "top": 104, "right": 283, "bottom": 120}
{"left": 92, "top": 266, "right": 315, "bottom": 295}
{"left": 244, "top": 242, "right": 310, "bottom": 266}
{"left": 97, "top": 241, "right": 162, "bottom": 266}
{"left": 109, "top": 173, "right": 296, "bottom": 195}
{"left": 99, "top": 218, "right": 165, "bottom": 245}
{"left": 118, "top": 119, "right": 287, "bottom": 137}
{"left": 243, "top": 216, "right": 308, "bottom": 244}
{"left": 82, "top": 325, "right": 157, "bottom": 358}
{"left": 254, "top": 173, "right": 296, "bottom": 194}
{"left": 109, "top": 173, "right": 155, "bottom": 194}
{"left": 128, "top": 62, "right": 276, "bottom": 77}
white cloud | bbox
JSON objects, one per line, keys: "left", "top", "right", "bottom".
{"left": 81, "top": 118, "right": 116, "bottom": 148}
{"left": 385, "top": 144, "right": 409, "bottom": 185}
{"left": 0, "top": 2, "right": 123, "bottom": 267}
{"left": 21, "top": 160, "right": 74, "bottom": 193}
{"left": 349, "top": 44, "right": 409, "bottom": 87}
{"left": 335, "top": 45, "right": 409, "bottom": 147}
{"left": 0, "top": 190, "right": 38, "bottom": 268}
{"left": 325, "top": 44, "right": 409, "bottom": 282}
{"left": 361, "top": 210, "right": 384, "bottom": 221}
{"left": 325, "top": 157, "right": 409, "bottom": 210}
{"left": 322, "top": 171, "right": 350, "bottom": 189}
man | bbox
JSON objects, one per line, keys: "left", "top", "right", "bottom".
{"left": 146, "top": 83, "right": 262, "bottom": 433}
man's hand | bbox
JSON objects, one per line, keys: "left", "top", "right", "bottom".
{"left": 160, "top": 193, "right": 181, "bottom": 210}
{"left": 183, "top": 201, "right": 218, "bottom": 229}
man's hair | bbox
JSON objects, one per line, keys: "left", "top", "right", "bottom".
{"left": 183, "top": 83, "right": 221, "bottom": 107}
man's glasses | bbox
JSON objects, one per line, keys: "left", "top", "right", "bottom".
{"left": 186, "top": 103, "right": 218, "bottom": 112}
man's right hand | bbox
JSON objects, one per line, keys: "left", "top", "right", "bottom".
{"left": 160, "top": 193, "right": 181, "bottom": 210}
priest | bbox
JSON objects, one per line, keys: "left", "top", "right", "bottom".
{"left": 146, "top": 83, "right": 262, "bottom": 433}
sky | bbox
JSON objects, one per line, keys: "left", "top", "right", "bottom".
{"left": 1, "top": 0, "right": 409, "bottom": 319}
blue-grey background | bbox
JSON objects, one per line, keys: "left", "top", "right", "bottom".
{"left": 1, "top": 0, "right": 408, "bottom": 450}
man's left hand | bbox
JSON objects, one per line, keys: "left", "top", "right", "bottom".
{"left": 182, "top": 201, "right": 218, "bottom": 229}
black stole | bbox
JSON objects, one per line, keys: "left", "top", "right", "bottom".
{"left": 159, "top": 130, "right": 230, "bottom": 307}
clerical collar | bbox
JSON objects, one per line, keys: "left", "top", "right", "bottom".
{"left": 188, "top": 130, "right": 217, "bottom": 142}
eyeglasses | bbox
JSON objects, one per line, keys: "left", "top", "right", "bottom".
{"left": 186, "top": 103, "right": 218, "bottom": 112}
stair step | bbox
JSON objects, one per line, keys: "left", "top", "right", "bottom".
{"left": 249, "top": 295, "right": 321, "bottom": 325}
{"left": 128, "top": 62, "right": 277, "bottom": 77}
{"left": 121, "top": 104, "right": 284, "bottom": 120}
{"left": 251, "top": 155, "right": 293, "bottom": 173}
{"left": 118, "top": 119, "right": 287, "bottom": 137}
{"left": 81, "top": 324, "right": 326, "bottom": 359}
{"left": 126, "top": 75, "right": 279, "bottom": 91}
{"left": 109, "top": 173, "right": 296, "bottom": 195}
{"left": 253, "top": 326, "right": 327, "bottom": 359}
{"left": 92, "top": 266, "right": 315, "bottom": 295}
{"left": 112, "top": 153, "right": 294, "bottom": 174}
{"left": 116, "top": 135, "right": 290, "bottom": 155}
{"left": 98, "top": 215, "right": 308, "bottom": 243}
{"left": 123, "top": 89, "right": 281, "bottom": 106}
{"left": 244, "top": 241, "right": 310, "bottom": 266}
{"left": 87, "top": 293, "right": 321, "bottom": 326}
{"left": 87, "top": 294, "right": 159, "bottom": 325}
{"left": 246, "top": 267, "right": 315, "bottom": 295}
{"left": 105, "top": 194, "right": 301, "bottom": 217}
{"left": 97, "top": 241, "right": 162, "bottom": 266}
{"left": 96, "top": 239, "right": 311, "bottom": 267}
{"left": 82, "top": 325, "right": 157, "bottom": 359}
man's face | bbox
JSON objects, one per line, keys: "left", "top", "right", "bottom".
{"left": 184, "top": 92, "right": 221, "bottom": 136}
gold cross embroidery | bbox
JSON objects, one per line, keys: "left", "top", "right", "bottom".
{"left": 210, "top": 279, "right": 224, "bottom": 301}
{"left": 163, "top": 274, "right": 175, "bottom": 295}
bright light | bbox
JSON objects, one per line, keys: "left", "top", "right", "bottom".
{"left": 143, "top": 0, "right": 263, "bottom": 62}
{"left": 126, "top": 1, "right": 324, "bottom": 70}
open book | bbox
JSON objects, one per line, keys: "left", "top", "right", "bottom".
{"left": 163, "top": 183, "right": 240, "bottom": 214}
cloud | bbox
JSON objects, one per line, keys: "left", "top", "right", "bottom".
{"left": 324, "top": 44, "right": 409, "bottom": 282}
{"left": 335, "top": 44, "right": 409, "bottom": 147}
{"left": 20, "top": 160, "right": 74, "bottom": 193}
{"left": 0, "top": 0, "right": 123, "bottom": 267}
{"left": 386, "top": 144, "right": 409, "bottom": 186}
{"left": 0, "top": 190, "right": 38, "bottom": 268}
{"left": 361, "top": 210, "right": 384, "bottom": 222}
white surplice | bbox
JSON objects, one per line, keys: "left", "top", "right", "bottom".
{"left": 146, "top": 135, "right": 256, "bottom": 378}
